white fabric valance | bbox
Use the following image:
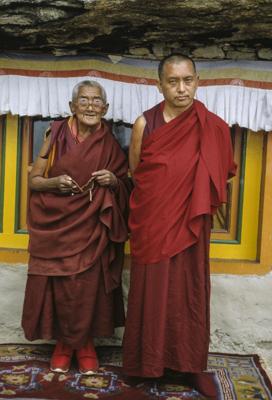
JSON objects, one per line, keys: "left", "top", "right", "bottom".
{"left": 0, "top": 57, "right": 271, "bottom": 132}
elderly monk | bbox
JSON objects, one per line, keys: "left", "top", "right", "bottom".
{"left": 22, "top": 80, "right": 130, "bottom": 375}
{"left": 123, "top": 54, "right": 236, "bottom": 398}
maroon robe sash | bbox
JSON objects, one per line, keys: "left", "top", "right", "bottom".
{"left": 28, "top": 119, "right": 129, "bottom": 292}
{"left": 129, "top": 100, "right": 236, "bottom": 264}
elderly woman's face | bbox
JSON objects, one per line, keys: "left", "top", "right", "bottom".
{"left": 70, "top": 86, "right": 108, "bottom": 129}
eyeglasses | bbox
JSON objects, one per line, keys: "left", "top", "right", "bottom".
{"left": 77, "top": 96, "right": 104, "bottom": 108}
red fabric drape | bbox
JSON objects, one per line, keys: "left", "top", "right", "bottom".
{"left": 129, "top": 100, "right": 236, "bottom": 264}
{"left": 27, "top": 119, "right": 130, "bottom": 293}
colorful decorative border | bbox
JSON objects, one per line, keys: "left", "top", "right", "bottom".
{"left": 0, "top": 345, "right": 271, "bottom": 400}
{"left": 0, "top": 55, "right": 272, "bottom": 88}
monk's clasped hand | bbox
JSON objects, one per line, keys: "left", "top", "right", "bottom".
{"left": 57, "top": 175, "right": 77, "bottom": 193}
{"left": 92, "top": 170, "right": 117, "bottom": 187}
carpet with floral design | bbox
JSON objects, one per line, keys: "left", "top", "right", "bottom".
{"left": 0, "top": 344, "right": 271, "bottom": 400}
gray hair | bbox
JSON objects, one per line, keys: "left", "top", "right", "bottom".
{"left": 71, "top": 80, "right": 107, "bottom": 104}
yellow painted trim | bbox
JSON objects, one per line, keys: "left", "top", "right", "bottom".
{"left": 0, "top": 233, "right": 29, "bottom": 248}
{"left": 211, "top": 132, "right": 272, "bottom": 275}
{"left": 0, "top": 115, "right": 29, "bottom": 250}
{"left": 0, "top": 249, "right": 29, "bottom": 264}
{"left": 211, "top": 127, "right": 242, "bottom": 240}
{"left": 125, "top": 241, "right": 130, "bottom": 254}
{"left": 19, "top": 118, "right": 30, "bottom": 230}
{"left": 2, "top": 115, "right": 18, "bottom": 235}
{"left": 210, "top": 260, "right": 271, "bottom": 275}
{"left": 258, "top": 133, "right": 272, "bottom": 266}
{"left": 210, "top": 131, "right": 263, "bottom": 260}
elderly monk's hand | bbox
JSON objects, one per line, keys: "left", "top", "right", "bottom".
{"left": 56, "top": 175, "right": 76, "bottom": 193}
{"left": 92, "top": 170, "right": 118, "bottom": 187}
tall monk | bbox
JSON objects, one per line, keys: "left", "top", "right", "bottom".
{"left": 123, "top": 54, "right": 236, "bottom": 398}
{"left": 22, "top": 80, "right": 130, "bottom": 375}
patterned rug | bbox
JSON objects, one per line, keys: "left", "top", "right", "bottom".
{"left": 0, "top": 344, "right": 270, "bottom": 399}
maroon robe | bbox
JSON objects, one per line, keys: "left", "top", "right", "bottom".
{"left": 122, "top": 100, "right": 236, "bottom": 377}
{"left": 22, "top": 118, "right": 130, "bottom": 348}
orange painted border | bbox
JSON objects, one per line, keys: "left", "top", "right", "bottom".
{"left": 0, "top": 67, "right": 271, "bottom": 89}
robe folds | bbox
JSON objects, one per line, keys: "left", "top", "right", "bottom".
{"left": 22, "top": 118, "right": 130, "bottom": 347}
{"left": 28, "top": 118, "right": 129, "bottom": 292}
{"left": 129, "top": 100, "right": 236, "bottom": 265}
{"left": 123, "top": 100, "right": 236, "bottom": 377}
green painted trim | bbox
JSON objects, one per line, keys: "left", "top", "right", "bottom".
{"left": 211, "top": 128, "right": 247, "bottom": 245}
{"left": 16, "top": 228, "right": 28, "bottom": 234}
{"left": 235, "top": 128, "right": 247, "bottom": 243}
{"left": 211, "top": 239, "right": 240, "bottom": 245}
{"left": 0, "top": 116, "right": 7, "bottom": 233}
{"left": 14, "top": 117, "right": 23, "bottom": 233}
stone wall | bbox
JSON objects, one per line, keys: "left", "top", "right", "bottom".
{"left": 0, "top": 0, "right": 271, "bottom": 60}
{"left": 0, "top": 263, "right": 271, "bottom": 378}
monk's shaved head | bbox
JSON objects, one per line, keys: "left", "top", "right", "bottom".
{"left": 158, "top": 53, "right": 196, "bottom": 79}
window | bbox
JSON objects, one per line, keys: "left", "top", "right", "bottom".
{"left": 16, "top": 117, "right": 52, "bottom": 232}
{"left": 16, "top": 117, "right": 131, "bottom": 232}
{"left": 211, "top": 126, "right": 244, "bottom": 243}
{"left": 17, "top": 118, "right": 243, "bottom": 243}
{"left": 112, "top": 123, "right": 244, "bottom": 243}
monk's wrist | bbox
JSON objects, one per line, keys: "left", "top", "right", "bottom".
{"left": 110, "top": 174, "right": 118, "bottom": 189}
